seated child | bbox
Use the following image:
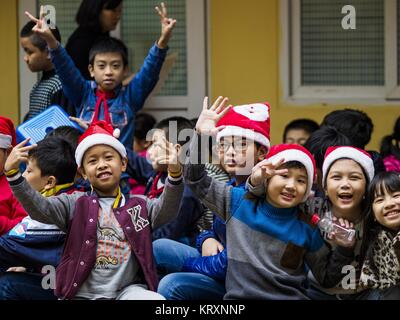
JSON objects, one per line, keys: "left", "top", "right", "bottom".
{"left": 25, "top": 4, "right": 176, "bottom": 148}
{"left": 4, "top": 120, "right": 183, "bottom": 300}
{"left": 0, "top": 136, "right": 78, "bottom": 300}
{"left": 147, "top": 116, "right": 203, "bottom": 246}
{"left": 20, "top": 21, "right": 73, "bottom": 120}
{"left": 359, "top": 171, "right": 400, "bottom": 299}
{"left": 184, "top": 97, "right": 356, "bottom": 299}
{"left": 0, "top": 116, "right": 26, "bottom": 236}
{"left": 154, "top": 100, "right": 270, "bottom": 300}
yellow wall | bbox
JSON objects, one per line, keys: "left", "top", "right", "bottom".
{"left": 210, "top": 0, "right": 400, "bottom": 151}
{"left": 0, "top": 0, "right": 19, "bottom": 123}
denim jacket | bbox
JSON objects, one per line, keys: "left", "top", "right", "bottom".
{"left": 49, "top": 43, "right": 167, "bottom": 148}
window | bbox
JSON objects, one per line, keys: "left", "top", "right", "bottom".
{"left": 282, "top": 0, "right": 400, "bottom": 103}
{"left": 18, "top": 0, "right": 206, "bottom": 120}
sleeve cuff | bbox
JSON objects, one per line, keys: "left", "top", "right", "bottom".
{"left": 6, "top": 171, "right": 24, "bottom": 185}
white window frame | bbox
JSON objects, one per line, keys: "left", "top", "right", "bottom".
{"left": 18, "top": 0, "right": 207, "bottom": 121}
{"left": 281, "top": 0, "right": 400, "bottom": 105}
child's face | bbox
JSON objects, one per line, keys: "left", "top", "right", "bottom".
{"left": 22, "top": 158, "right": 55, "bottom": 192}
{"left": 372, "top": 187, "right": 400, "bottom": 231}
{"left": 284, "top": 129, "right": 310, "bottom": 146}
{"left": 89, "top": 52, "right": 126, "bottom": 92}
{"left": 147, "top": 130, "right": 168, "bottom": 172}
{"left": 20, "top": 36, "right": 51, "bottom": 72}
{"left": 217, "top": 136, "right": 267, "bottom": 177}
{"left": 266, "top": 166, "right": 308, "bottom": 208}
{"left": 325, "top": 159, "right": 367, "bottom": 219}
{"left": 80, "top": 145, "right": 127, "bottom": 196}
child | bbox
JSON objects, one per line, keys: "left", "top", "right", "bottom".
{"left": 0, "top": 136, "right": 78, "bottom": 300}
{"left": 283, "top": 118, "right": 319, "bottom": 146}
{"left": 359, "top": 171, "right": 400, "bottom": 299}
{"left": 20, "top": 21, "right": 73, "bottom": 120}
{"left": 130, "top": 113, "right": 157, "bottom": 195}
{"left": 0, "top": 116, "right": 26, "bottom": 236}
{"left": 4, "top": 120, "right": 184, "bottom": 300}
{"left": 146, "top": 116, "right": 202, "bottom": 246}
{"left": 25, "top": 3, "right": 176, "bottom": 149}
{"left": 380, "top": 117, "right": 400, "bottom": 172}
{"left": 184, "top": 97, "right": 355, "bottom": 299}
{"left": 154, "top": 99, "right": 270, "bottom": 300}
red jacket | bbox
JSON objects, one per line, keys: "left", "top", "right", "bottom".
{"left": 0, "top": 174, "right": 27, "bottom": 236}
{"left": 55, "top": 195, "right": 158, "bottom": 300}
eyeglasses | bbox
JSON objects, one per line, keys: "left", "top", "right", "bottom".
{"left": 216, "top": 139, "right": 250, "bottom": 152}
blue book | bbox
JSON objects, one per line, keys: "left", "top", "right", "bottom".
{"left": 16, "top": 105, "right": 83, "bottom": 145}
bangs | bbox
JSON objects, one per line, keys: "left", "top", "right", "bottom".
{"left": 371, "top": 172, "right": 400, "bottom": 199}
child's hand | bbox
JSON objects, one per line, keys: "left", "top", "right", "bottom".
{"left": 195, "top": 96, "right": 232, "bottom": 136}
{"left": 4, "top": 138, "right": 37, "bottom": 172}
{"left": 202, "top": 238, "right": 224, "bottom": 257}
{"left": 249, "top": 158, "right": 288, "bottom": 187}
{"left": 155, "top": 2, "right": 177, "bottom": 49}
{"left": 69, "top": 117, "right": 89, "bottom": 131}
{"left": 25, "top": 6, "right": 58, "bottom": 49}
{"left": 155, "top": 136, "right": 182, "bottom": 174}
{"left": 327, "top": 217, "right": 356, "bottom": 248}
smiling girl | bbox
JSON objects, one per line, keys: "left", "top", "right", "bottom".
{"left": 359, "top": 171, "right": 400, "bottom": 299}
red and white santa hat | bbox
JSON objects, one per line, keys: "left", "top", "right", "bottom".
{"left": 75, "top": 120, "right": 126, "bottom": 166}
{"left": 266, "top": 144, "right": 317, "bottom": 202}
{"left": 0, "top": 116, "right": 16, "bottom": 149}
{"left": 322, "top": 146, "right": 374, "bottom": 185}
{"left": 216, "top": 103, "right": 271, "bottom": 148}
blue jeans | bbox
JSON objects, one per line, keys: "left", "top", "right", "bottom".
{"left": 0, "top": 272, "right": 57, "bottom": 300}
{"left": 152, "top": 238, "right": 225, "bottom": 300}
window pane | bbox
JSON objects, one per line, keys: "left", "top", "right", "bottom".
{"left": 122, "top": 0, "right": 187, "bottom": 96}
{"left": 301, "top": 0, "right": 384, "bottom": 86}
{"left": 37, "top": 0, "right": 81, "bottom": 46}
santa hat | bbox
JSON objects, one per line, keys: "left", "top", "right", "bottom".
{"left": 0, "top": 116, "right": 16, "bottom": 149}
{"left": 216, "top": 103, "right": 270, "bottom": 148}
{"left": 75, "top": 121, "right": 126, "bottom": 166}
{"left": 266, "top": 144, "right": 316, "bottom": 202}
{"left": 322, "top": 146, "right": 374, "bottom": 185}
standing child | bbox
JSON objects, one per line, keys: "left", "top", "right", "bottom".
{"left": 185, "top": 97, "right": 355, "bottom": 299}
{"left": 0, "top": 117, "right": 26, "bottom": 236}
{"left": 25, "top": 3, "right": 176, "bottom": 148}
{"left": 359, "top": 171, "right": 400, "bottom": 299}
{"left": 4, "top": 120, "right": 183, "bottom": 300}
{"left": 20, "top": 21, "right": 72, "bottom": 120}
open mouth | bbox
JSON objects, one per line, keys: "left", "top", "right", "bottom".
{"left": 97, "top": 172, "right": 112, "bottom": 180}
{"left": 338, "top": 193, "right": 353, "bottom": 202}
{"left": 384, "top": 209, "right": 400, "bottom": 218}
{"left": 281, "top": 192, "right": 295, "bottom": 201}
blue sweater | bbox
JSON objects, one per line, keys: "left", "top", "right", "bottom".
{"left": 49, "top": 43, "right": 167, "bottom": 149}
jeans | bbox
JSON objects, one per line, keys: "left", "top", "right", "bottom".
{"left": 0, "top": 272, "right": 57, "bottom": 300}
{"left": 153, "top": 238, "right": 226, "bottom": 300}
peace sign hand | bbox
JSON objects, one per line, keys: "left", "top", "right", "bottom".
{"left": 25, "top": 6, "right": 59, "bottom": 49}
{"left": 155, "top": 3, "right": 177, "bottom": 49}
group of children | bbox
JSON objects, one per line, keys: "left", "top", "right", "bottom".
{"left": 0, "top": 2, "right": 399, "bottom": 300}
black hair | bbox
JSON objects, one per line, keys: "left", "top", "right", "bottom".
{"left": 304, "top": 126, "right": 352, "bottom": 170}
{"left": 20, "top": 20, "right": 61, "bottom": 51}
{"left": 76, "top": 0, "right": 122, "bottom": 32}
{"left": 44, "top": 126, "right": 82, "bottom": 151}
{"left": 380, "top": 116, "right": 400, "bottom": 159}
{"left": 283, "top": 119, "right": 320, "bottom": 142}
{"left": 134, "top": 113, "right": 157, "bottom": 140}
{"left": 321, "top": 109, "right": 374, "bottom": 149}
{"left": 359, "top": 171, "right": 400, "bottom": 265}
{"left": 155, "top": 116, "right": 194, "bottom": 146}
{"left": 28, "top": 136, "right": 77, "bottom": 184}
{"left": 89, "top": 36, "right": 128, "bottom": 66}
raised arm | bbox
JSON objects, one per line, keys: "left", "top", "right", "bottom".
{"left": 126, "top": 3, "right": 176, "bottom": 111}
{"left": 25, "top": 7, "right": 89, "bottom": 113}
